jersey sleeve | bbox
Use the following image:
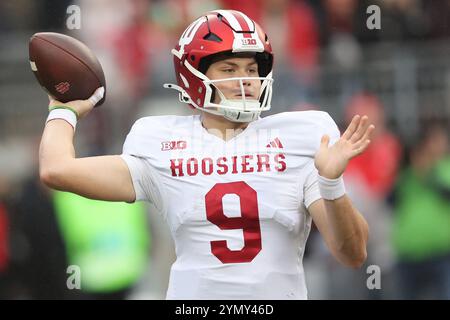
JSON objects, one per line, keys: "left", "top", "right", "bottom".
{"left": 120, "top": 118, "right": 165, "bottom": 213}
{"left": 303, "top": 159, "right": 320, "bottom": 209}
{"left": 303, "top": 112, "right": 344, "bottom": 209}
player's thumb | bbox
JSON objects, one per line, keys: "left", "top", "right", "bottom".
{"left": 320, "top": 134, "right": 330, "bottom": 149}
{"left": 86, "top": 86, "right": 105, "bottom": 108}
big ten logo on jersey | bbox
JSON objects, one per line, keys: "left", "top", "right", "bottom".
{"left": 161, "top": 140, "right": 187, "bottom": 151}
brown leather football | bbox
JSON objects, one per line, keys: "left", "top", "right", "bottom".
{"left": 29, "top": 32, "right": 106, "bottom": 106}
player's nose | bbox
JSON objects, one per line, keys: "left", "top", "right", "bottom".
{"left": 238, "top": 75, "right": 252, "bottom": 87}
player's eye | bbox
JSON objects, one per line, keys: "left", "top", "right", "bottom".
{"left": 222, "top": 68, "right": 235, "bottom": 73}
{"left": 248, "top": 68, "right": 257, "bottom": 74}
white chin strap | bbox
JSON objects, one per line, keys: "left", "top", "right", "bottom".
{"left": 223, "top": 109, "right": 261, "bottom": 122}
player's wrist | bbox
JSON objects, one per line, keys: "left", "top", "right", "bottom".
{"left": 48, "top": 105, "right": 80, "bottom": 120}
{"left": 46, "top": 108, "right": 78, "bottom": 130}
{"left": 318, "top": 174, "right": 346, "bottom": 200}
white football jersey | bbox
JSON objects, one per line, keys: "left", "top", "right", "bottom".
{"left": 120, "top": 110, "right": 341, "bottom": 299}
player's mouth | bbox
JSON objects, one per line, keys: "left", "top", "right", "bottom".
{"left": 236, "top": 93, "right": 256, "bottom": 99}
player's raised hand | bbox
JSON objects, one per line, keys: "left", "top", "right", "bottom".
{"left": 314, "top": 115, "right": 375, "bottom": 179}
{"left": 48, "top": 86, "right": 105, "bottom": 119}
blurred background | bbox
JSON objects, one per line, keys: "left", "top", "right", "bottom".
{"left": 0, "top": 0, "right": 449, "bottom": 299}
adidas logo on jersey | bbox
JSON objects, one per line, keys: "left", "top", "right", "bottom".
{"left": 266, "top": 137, "right": 283, "bottom": 148}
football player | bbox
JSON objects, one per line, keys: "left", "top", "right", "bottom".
{"left": 40, "top": 10, "right": 373, "bottom": 299}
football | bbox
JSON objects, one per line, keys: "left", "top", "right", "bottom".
{"left": 29, "top": 32, "right": 106, "bottom": 106}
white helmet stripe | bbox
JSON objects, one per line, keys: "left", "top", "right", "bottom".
{"left": 184, "top": 59, "right": 208, "bottom": 81}
{"left": 211, "top": 10, "right": 264, "bottom": 52}
{"left": 213, "top": 9, "right": 243, "bottom": 32}
{"left": 181, "top": 20, "right": 195, "bottom": 38}
{"left": 236, "top": 11, "right": 255, "bottom": 33}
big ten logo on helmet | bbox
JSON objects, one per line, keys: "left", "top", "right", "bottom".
{"left": 241, "top": 39, "right": 257, "bottom": 46}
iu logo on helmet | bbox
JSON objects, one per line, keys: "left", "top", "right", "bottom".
{"left": 177, "top": 16, "right": 206, "bottom": 55}
{"left": 55, "top": 82, "right": 70, "bottom": 94}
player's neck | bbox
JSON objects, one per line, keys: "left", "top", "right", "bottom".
{"left": 200, "top": 112, "right": 250, "bottom": 142}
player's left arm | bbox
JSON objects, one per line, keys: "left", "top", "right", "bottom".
{"left": 308, "top": 115, "right": 374, "bottom": 268}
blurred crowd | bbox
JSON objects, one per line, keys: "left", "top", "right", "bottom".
{"left": 0, "top": 0, "right": 449, "bottom": 299}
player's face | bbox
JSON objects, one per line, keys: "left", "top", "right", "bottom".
{"left": 205, "top": 57, "right": 261, "bottom": 103}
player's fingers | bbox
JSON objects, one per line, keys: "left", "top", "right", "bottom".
{"left": 352, "top": 139, "right": 365, "bottom": 150}
{"left": 358, "top": 124, "right": 375, "bottom": 144}
{"left": 48, "top": 94, "right": 58, "bottom": 104}
{"left": 350, "top": 139, "right": 371, "bottom": 157}
{"left": 350, "top": 116, "right": 370, "bottom": 143}
{"left": 342, "top": 115, "right": 360, "bottom": 140}
{"left": 48, "top": 95, "right": 63, "bottom": 107}
{"left": 352, "top": 123, "right": 374, "bottom": 147}
{"left": 352, "top": 124, "right": 375, "bottom": 149}
{"left": 87, "top": 86, "right": 105, "bottom": 108}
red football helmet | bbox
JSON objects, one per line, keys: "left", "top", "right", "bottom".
{"left": 164, "top": 10, "right": 274, "bottom": 122}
